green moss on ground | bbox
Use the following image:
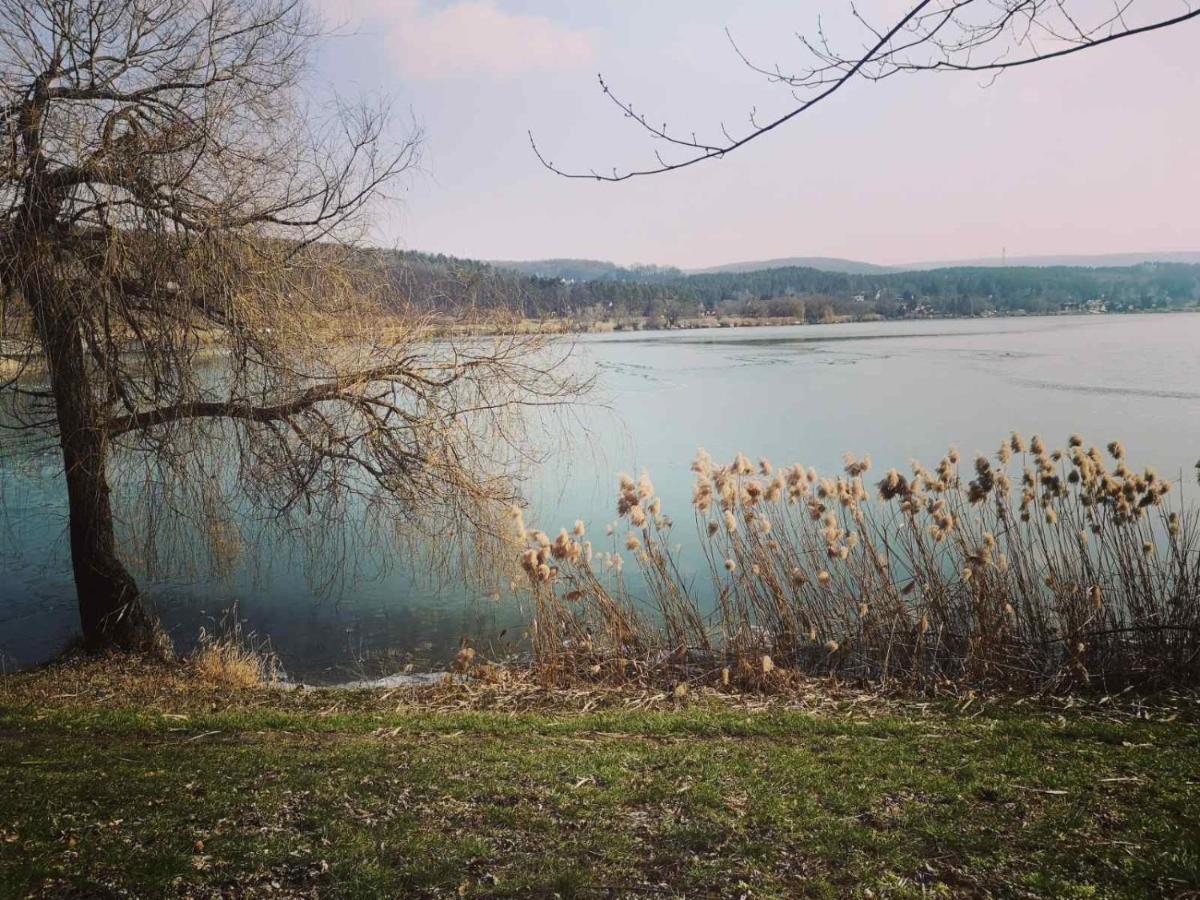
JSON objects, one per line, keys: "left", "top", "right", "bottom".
{"left": 1, "top": 662, "right": 1197, "bottom": 898}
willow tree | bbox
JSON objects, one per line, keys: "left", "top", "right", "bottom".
{"left": 0, "top": 0, "right": 577, "bottom": 651}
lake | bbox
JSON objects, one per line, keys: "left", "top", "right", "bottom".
{"left": 3, "top": 313, "right": 1199, "bottom": 681}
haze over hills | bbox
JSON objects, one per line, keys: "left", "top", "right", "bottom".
{"left": 687, "top": 257, "right": 899, "bottom": 276}
{"left": 490, "top": 251, "right": 1200, "bottom": 282}
{"left": 490, "top": 258, "right": 683, "bottom": 282}
{"left": 903, "top": 251, "right": 1200, "bottom": 270}
{"left": 492, "top": 256, "right": 893, "bottom": 280}
{"left": 688, "top": 250, "right": 1200, "bottom": 275}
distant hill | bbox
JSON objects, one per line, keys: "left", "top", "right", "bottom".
{"left": 491, "top": 258, "right": 683, "bottom": 282}
{"left": 687, "top": 256, "right": 899, "bottom": 275}
{"left": 493, "top": 251, "right": 1200, "bottom": 281}
{"left": 902, "top": 251, "right": 1200, "bottom": 270}
{"left": 686, "top": 251, "right": 1200, "bottom": 274}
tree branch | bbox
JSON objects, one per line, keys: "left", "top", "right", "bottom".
{"left": 536, "top": 0, "right": 1199, "bottom": 181}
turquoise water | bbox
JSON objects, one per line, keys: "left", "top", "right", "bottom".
{"left": 3, "top": 313, "right": 1199, "bottom": 680}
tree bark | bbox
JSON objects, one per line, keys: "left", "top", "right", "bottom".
{"left": 25, "top": 249, "right": 161, "bottom": 653}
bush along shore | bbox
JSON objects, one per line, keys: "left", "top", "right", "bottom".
{"left": 516, "top": 434, "right": 1200, "bottom": 694}
{"left": 1, "top": 656, "right": 1198, "bottom": 898}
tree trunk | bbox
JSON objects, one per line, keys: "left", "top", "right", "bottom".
{"left": 26, "top": 252, "right": 162, "bottom": 653}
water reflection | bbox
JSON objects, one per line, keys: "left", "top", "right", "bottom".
{"left": 2, "top": 313, "right": 1199, "bottom": 681}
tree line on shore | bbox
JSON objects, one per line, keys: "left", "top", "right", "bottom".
{"left": 385, "top": 250, "right": 1200, "bottom": 323}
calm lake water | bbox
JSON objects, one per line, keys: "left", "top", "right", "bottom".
{"left": 3, "top": 313, "right": 1199, "bottom": 681}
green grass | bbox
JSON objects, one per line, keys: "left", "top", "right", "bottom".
{"left": 1, "top": 670, "right": 1198, "bottom": 898}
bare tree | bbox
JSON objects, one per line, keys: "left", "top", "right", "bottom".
{"left": 0, "top": 0, "right": 581, "bottom": 652}
{"left": 533, "top": 0, "right": 1199, "bottom": 181}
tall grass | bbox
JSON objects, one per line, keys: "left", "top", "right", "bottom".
{"left": 517, "top": 435, "right": 1200, "bottom": 692}
{"left": 189, "top": 606, "right": 278, "bottom": 688}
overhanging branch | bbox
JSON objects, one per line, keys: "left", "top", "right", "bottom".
{"left": 534, "top": 0, "right": 1200, "bottom": 182}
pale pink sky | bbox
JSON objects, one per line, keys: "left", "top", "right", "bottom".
{"left": 313, "top": 1, "right": 1200, "bottom": 268}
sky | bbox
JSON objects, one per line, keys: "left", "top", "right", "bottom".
{"left": 310, "top": 0, "right": 1200, "bottom": 269}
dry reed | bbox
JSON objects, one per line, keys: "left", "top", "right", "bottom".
{"left": 516, "top": 435, "right": 1200, "bottom": 693}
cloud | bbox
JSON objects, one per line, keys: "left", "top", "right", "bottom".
{"left": 324, "top": 0, "right": 594, "bottom": 80}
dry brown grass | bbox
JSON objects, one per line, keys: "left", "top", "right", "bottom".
{"left": 0, "top": 353, "right": 45, "bottom": 380}
{"left": 189, "top": 640, "right": 269, "bottom": 689}
{"left": 0, "top": 653, "right": 275, "bottom": 713}
{"left": 187, "top": 613, "right": 278, "bottom": 689}
{"left": 4, "top": 653, "right": 1196, "bottom": 731}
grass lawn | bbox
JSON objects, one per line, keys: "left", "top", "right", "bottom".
{"left": 1, "top": 660, "right": 1197, "bottom": 898}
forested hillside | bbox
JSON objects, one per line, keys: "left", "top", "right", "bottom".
{"left": 384, "top": 249, "right": 1200, "bottom": 323}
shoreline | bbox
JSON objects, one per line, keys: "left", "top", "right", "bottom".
{"left": 4, "top": 307, "right": 1198, "bottom": 365}
{"left": 419, "top": 304, "right": 1200, "bottom": 337}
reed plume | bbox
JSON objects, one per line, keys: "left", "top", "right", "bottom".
{"left": 515, "top": 433, "right": 1200, "bottom": 692}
